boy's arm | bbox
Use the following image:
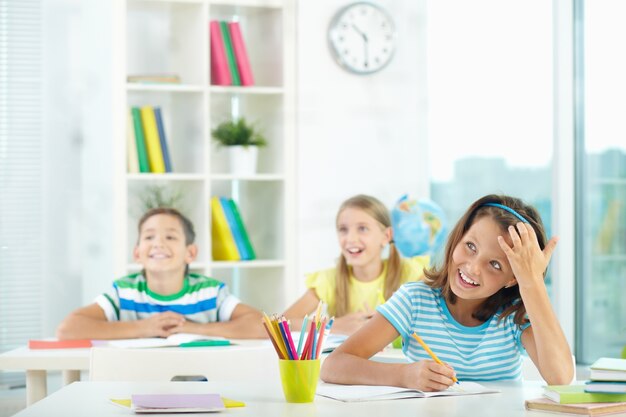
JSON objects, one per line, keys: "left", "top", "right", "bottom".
{"left": 181, "top": 303, "right": 266, "bottom": 339}
{"left": 55, "top": 303, "right": 185, "bottom": 340}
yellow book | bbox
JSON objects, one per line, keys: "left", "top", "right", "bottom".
{"left": 139, "top": 106, "right": 165, "bottom": 173}
{"left": 211, "top": 196, "right": 240, "bottom": 261}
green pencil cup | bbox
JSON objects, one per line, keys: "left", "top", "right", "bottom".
{"left": 278, "top": 359, "right": 320, "bottom": 403}
{"left": 391, "top": 336, "right": 403, "bottom": 349}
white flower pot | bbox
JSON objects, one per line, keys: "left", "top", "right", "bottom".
{"left": 228, "top": 145, "right": 258, "bottom": 175}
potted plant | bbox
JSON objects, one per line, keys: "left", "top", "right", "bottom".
{"left": 211, "top": 117, "right": 267, "bottom": 175}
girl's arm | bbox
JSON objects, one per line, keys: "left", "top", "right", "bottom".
{"left": 283, "top": 288, "right": 375, "bottom": 336}
{"left": 320, "top": 312, "right": 456, "bottom": 391}
{"left": 282, "top": 288, "right": 321, "bottom": 331}
{"left": 499, "top": 222, "right": 574, "bottom": 385}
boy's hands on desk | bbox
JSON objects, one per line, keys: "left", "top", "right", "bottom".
{"left": 140, "top": 311, "right": 185, "bottom": 337}
{"left": 401, "top": 360, "right": 456, "bottom": 392}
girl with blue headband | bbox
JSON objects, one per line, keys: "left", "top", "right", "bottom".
{"left": 321, "top": 194, "right": 573, "bottom": 390}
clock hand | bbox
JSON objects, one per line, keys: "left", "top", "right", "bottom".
{"left": 351, "top": 24, "right": 369, "bottom": 67}
{"left": 351, "top": 23, "right": 368, "bottom": 41}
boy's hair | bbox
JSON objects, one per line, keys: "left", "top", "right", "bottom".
{"left": 423, "top": 194, "right": 548, "bottom": 326}
{"left": 137, "top": 207, "right": 196, "bottom": 245}
{"left": 334, "top": 194, "right": 401, "bottom": 317}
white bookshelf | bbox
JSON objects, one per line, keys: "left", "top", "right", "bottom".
{"left": 112, "top": 0, "right": 296, "bottom": 313}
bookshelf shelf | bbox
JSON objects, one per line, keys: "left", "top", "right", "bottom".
{"left": 209, "top": 86, "right": 284, "bottom": 95}
{"left": 127, "top": 173, "right": 207, "bottom": 181}
{"left": 127, "top": 83, "right": 206, "bottom": 93}
{"left": 210, "top": 174, "right": 284, "bottom": 181}
{"left": 115, "top": 0, "right": 296, "bottom": 313}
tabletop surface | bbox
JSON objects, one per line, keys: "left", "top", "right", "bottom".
{"left": 11, "top": 379, "right": 583, "bottom": 417}
{"left": 0, "top": 339, "right": 273, "bottom": 371}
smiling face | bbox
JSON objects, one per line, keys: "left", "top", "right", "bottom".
{"left": 133, "top": 213, "right": 197, "bottom": 275}
{"left": 448, "top": 216, "right": 517, "bottom": 301}
{"left": 336, "top": 207, "right": 391, "bottom": 271}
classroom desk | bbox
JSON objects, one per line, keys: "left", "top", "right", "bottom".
{"left": 0, "top": 339, "right": 270, "bottom": 406}
{"left": 11, "top": 380, "right": 586, "bottom": 417}
{"left": 0, "top": 346, "right": 90, "bottom": 405}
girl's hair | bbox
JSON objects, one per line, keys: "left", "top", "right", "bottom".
{"left": 137, "top": 207, "right": 196, "bottom": 245}
{"left": 334, "top": 194, "right": 401, "bottom": 317}
{"left": 423, "top": 194, "right": 548, "bottom": 325}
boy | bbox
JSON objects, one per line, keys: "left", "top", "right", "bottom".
{"left": 56, "top": 207, "right": 266, "bottom": 340}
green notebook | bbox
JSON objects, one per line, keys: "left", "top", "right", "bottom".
{"left": 544, "top": 384, "right": 626, "bottom": 404}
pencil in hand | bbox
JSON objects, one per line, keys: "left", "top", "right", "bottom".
{"left": 411, "top": 332, "right": 458, "bottom": 383}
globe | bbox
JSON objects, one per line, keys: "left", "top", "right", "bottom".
{"left": 391, "top": 195, "right": 448, "bottom": 258}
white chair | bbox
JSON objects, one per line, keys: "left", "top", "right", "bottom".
{"left": 89, "top": 344, "right": 278, "bottom": 382}
{"left": 522, "top": 354, "right": 577, "bottom": 383}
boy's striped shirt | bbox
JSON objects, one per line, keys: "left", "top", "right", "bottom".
{"left": 96, "top": 273, "right": 240, "bottom": 323}
{"left": 377, "top": 281, "right": 530, "bottom": 381}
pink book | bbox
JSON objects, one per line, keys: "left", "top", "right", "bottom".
{"left": 210, "top": 20, "right": 231, "bottom": 85}
{"left": 228, "top": 22, "right": 254, "bottom": 86}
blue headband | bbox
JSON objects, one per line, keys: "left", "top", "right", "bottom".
{"left": 482, "top": 203, "right": 530, "bottom": 224}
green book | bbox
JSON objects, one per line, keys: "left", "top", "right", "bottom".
{"left": 131, "top": 107, "right": 150, "bottom": 173}
{"left": 220, "top": 21, "right": 241, "bottom": 86}
{"left": 544, "top": 385, "right": 626, "bottom": 404}
{"left": 228, "top": 199, "right": 256, "bottom": 260}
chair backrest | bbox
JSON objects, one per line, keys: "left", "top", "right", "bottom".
{"left": 89, "top": 345, "right": 278, "bottom": 382}
{"left": 522, "top": 354, "right": 577, "bottom": 382}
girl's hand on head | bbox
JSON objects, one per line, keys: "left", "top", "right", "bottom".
{"left": 498, "top": 222, "right": 559, "bottom": 289}
{"left": 401, "top": 360, "right": 456, "bottom": 391}
{"left": 141, "top": 311, "right": 186, "bottom": 337}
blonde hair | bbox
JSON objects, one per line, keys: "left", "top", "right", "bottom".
{"left": 334, "top": 195, "right": 401, "bottom": 317}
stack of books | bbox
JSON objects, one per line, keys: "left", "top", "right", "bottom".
{"left": 127, "top": 106, "right": 173, "bottom": 174}
{"left": 211, "top": 196, "right": 256, "bottom": 261}
{"left": 209, "top": 20, "right": 254, "bottom": 86}
{"left": 525, "top": 357, "right": 626, "bottom": 416}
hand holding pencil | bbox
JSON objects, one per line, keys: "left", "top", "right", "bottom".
{"left": 411, "top": 332, "right": 458, "bottom": 386}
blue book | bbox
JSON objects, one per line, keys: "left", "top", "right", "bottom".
{"left": 153, "top": 107, "right": 173, "bottom": 173}
{"left": 219, "top": 197, "right": 250, "bottom": 260}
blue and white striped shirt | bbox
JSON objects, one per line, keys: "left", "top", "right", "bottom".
{"left": 96, "top": 273, "right": 240, "bottom": 323}
{"left": 377, "top": 281, "right": 530, "bottom": 381}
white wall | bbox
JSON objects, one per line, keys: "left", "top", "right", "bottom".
{"left": 296, "top": 1, "right": 430, "bottom": 293}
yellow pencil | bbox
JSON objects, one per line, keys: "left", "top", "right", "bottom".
{"left": 411, "top": 332, "right": 458, "bottom": 383}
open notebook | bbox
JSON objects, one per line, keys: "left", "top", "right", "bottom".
{"left": 316, "top": 381, "right": 498, "bottom": 402}
{"left": 95, "top": 333, "right": 231, "bottom": 349}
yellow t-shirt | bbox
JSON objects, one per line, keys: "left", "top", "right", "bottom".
{"left": 304, "top": 256, "right": 430, "bottom": 317}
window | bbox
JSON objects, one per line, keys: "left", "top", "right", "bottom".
{"left": 427, "top": 1, "right": 554, "bottom": 277}
{"left": 575, "top": 0, "right": 626, "bottom": 363}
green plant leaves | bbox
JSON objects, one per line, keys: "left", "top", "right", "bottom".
{"left": 211, "top": 117, "right": 267, "bottom": 148}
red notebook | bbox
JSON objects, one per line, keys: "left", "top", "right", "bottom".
{"left": 28, "top": 339, "right": 93, "bottom": 349}
{"left": 210, "top": 20, "right": 231, "bottom": 86}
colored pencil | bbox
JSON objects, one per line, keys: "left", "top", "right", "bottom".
{"left": 412, "top": 332, "right": 458, "bottom": 383}
{"left": 261, "top": 320, "right": 285, "bottom": 359}
{"left": 282, "top": 317, "right": 299, "bottom": 360}
{"left": 296, "top": 314, "right": 308, "bottom": 357}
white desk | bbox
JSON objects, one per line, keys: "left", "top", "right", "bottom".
{"left": 0, "top": 346, "right": 90, "bottom": 405}
{"left": 0, "top": 339, "right": 271, "bottom": 406}
{"left": 11, "top": 380, "right": 578, "bottom": 417}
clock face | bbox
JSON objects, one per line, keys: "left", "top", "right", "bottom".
{"left": 328, "top": 2, "right": 396, "bottom": 74}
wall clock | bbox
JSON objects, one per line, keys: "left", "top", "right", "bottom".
{"left": 328, "top": 2, "right": 396, "bottom": 75}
